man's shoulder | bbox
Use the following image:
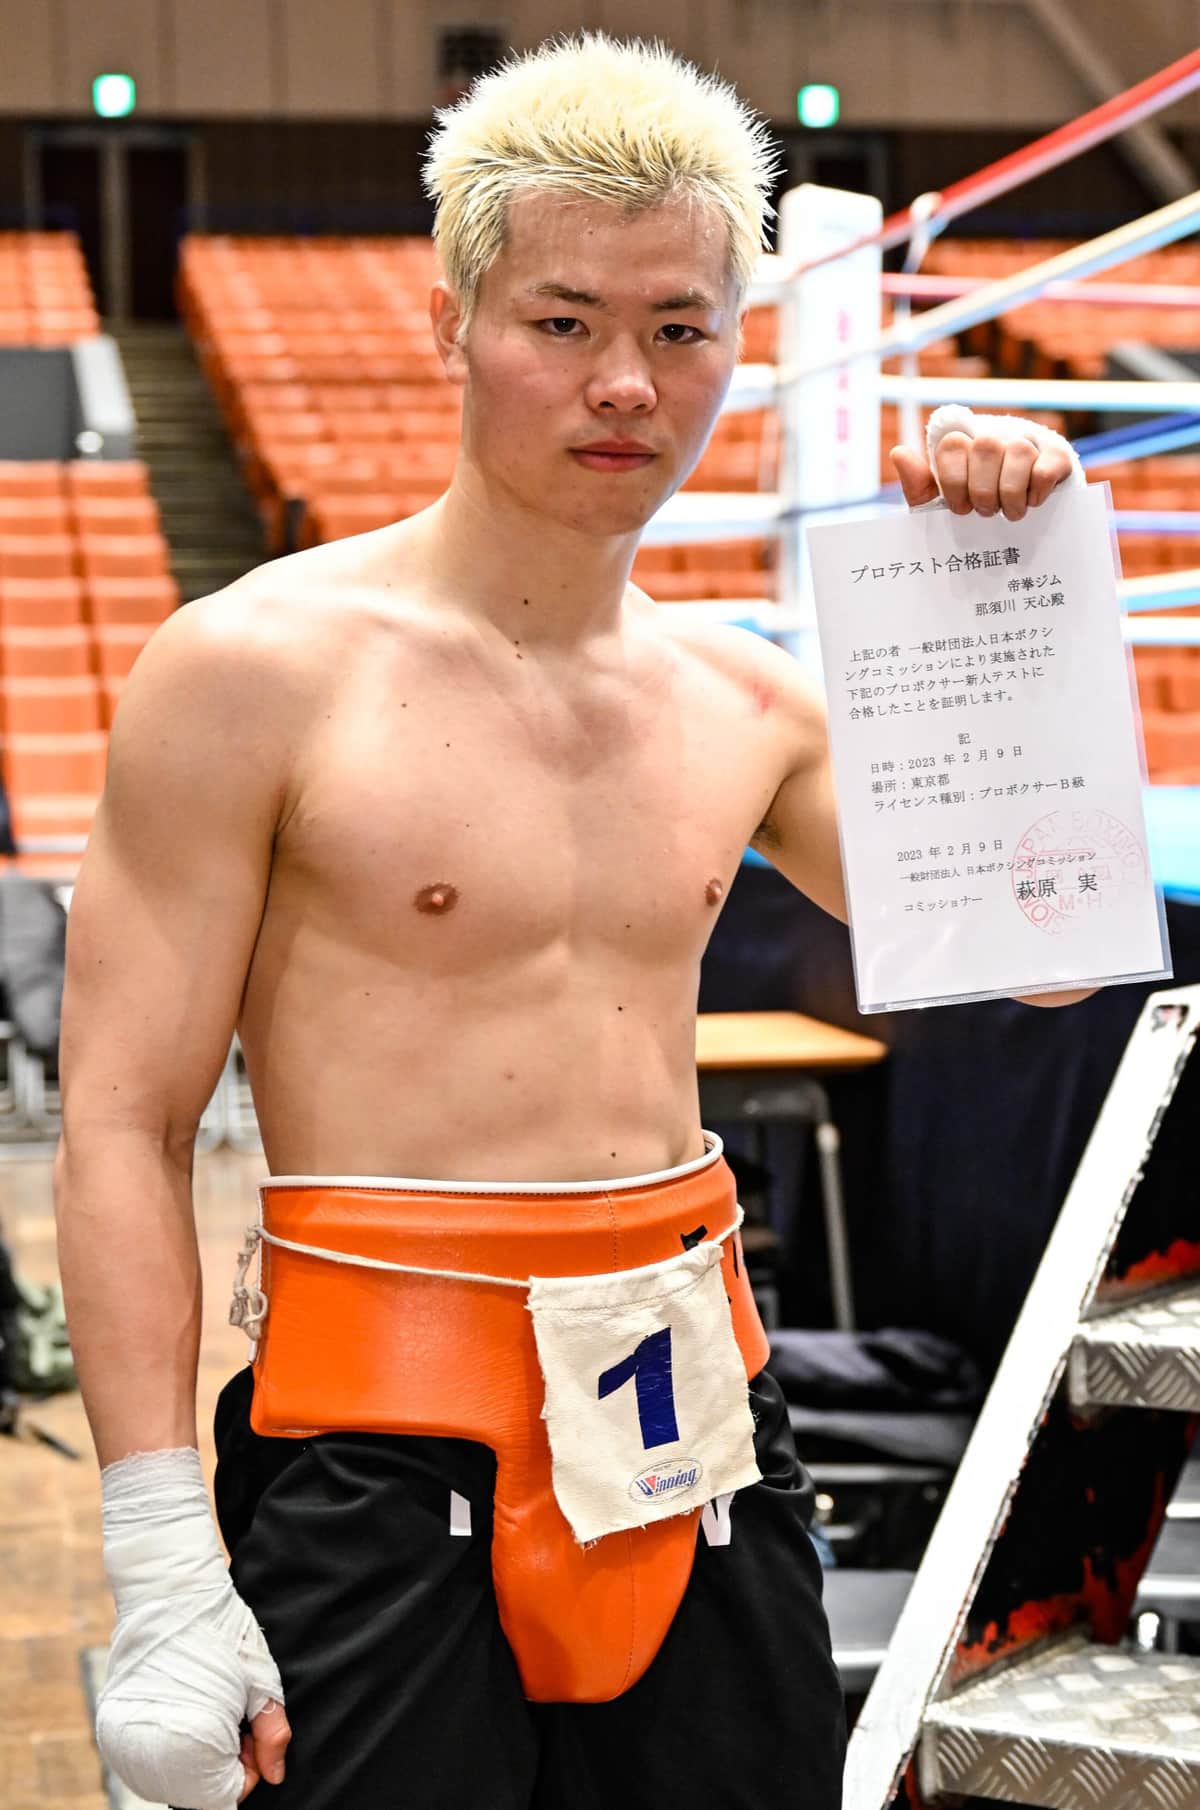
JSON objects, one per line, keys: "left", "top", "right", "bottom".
{"left": 165, "top": 526, "right": 428, "bottom": 677}
{"left": 657, "top": 609, "right": 825, "bottom": 723}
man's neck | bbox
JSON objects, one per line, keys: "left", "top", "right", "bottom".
{"left": 412, "top": 470, "right": 645, "bottom": 653}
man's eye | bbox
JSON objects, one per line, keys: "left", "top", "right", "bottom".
{"left": 660, "top": 324, "right": 703, "bottom": 344}
{"left": 540, "top": 317, "right": 581, "bottom": 335}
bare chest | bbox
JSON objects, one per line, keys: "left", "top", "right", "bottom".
{"left": 269, "top": 635, "right": 782, "bottom": 974}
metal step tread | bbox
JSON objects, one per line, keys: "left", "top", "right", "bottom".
{"left": 921, "top": 1634, "right": 1200, "bottom": 1806}
{"left": 1070, "top": 1280, "right": 1200, "bottom": 1411}
{"left": 159, "top": 523, "right": 263, "bottom": 544}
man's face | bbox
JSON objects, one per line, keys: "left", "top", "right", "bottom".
{"left": 434, "top": 191, "right": 743, "bottom": 538}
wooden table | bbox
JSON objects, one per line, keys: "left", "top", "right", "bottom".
{"left": 697, "top": 1011, "right": 888, "bottom": 1073}
{"left": 695, "top": 1012, "right": 889, "bottom": 1332}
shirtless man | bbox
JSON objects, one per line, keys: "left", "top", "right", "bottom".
{"left": 54, "top": 32, "right": 1081, "bottom": 1810}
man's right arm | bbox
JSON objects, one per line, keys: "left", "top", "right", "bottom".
{"left": 55, "top": 587, "right": 296, "bottom": 1469}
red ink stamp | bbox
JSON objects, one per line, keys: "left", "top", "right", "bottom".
{"left": 1011, "top": 808, "right": 1146, "bottom": 936}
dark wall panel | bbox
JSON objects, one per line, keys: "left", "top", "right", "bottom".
{"left": 0, "top": 121, "right": 24, "bottom": 210}
{"left": 194, "top": 119, "right": 433, "bottom": 232}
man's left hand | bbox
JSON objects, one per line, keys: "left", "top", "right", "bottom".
{"left": 891, "top": 432, "right": 1074, "bottom": 521}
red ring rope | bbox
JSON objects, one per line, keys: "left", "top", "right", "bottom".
{"left": 778, "top": 47, "right": 1200, "bottom": 281}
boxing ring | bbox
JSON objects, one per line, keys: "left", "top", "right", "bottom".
{"left": 644, "top": 45, "right": 1200, "bottom": 898}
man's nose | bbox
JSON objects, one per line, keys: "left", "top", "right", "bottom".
{"left": 586, "top": 342, "right": 656, "bottom": 413}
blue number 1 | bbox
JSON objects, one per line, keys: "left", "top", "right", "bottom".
{"left": 598, "top": 1326, "right": 679, "bottom": 1449}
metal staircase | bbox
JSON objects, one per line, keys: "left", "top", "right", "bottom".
{"left": 110, "top": 323, "right": 266, "bottom": 602}
{"left": 847, "top": 983, "right": 1200, "bottom": 1810}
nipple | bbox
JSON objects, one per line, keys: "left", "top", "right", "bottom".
{"left": 705, "top": 878, "right": 724, "bottom": 906}
{"left": 414, "top": 882, "right": 459, "bottom": 916}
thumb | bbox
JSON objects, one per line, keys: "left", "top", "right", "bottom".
{"left": 890, "top": 444, "right": 939, "bottom": 509}
{"left": 251, "top": 1699, "right": 292, "bottom": 1787}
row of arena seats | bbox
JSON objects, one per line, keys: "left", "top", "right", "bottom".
{"left": 177, "top": 231, "right": 1200, "bottom": 780}
{"left": 0, "top": 461, "right": 177, "bottom": 871}
{"left": 1102, "top": 454, "right": 1200, "bottom": 582}
{"left": 0, "top": 232, "right": 101, "bottom": 344}
{"left": 179, "top": 233, "right": 782, "bottom": 588}
{"left": 924, "top": 239, "right": 1200, "bottom": 380}
{"left": 179, "top": 234, "right": 987, "bottom": 610}
{"left": 0, "top": 456, "right": 175, "bottom": 600}
{"left": 0, "top": 229, "right": 1182, "bottom": 791}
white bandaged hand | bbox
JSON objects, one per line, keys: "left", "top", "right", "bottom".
{"left": 926, "top": 403, "right": 1084, "bottom": 490}
{"left": 96, "top": 1446, "right": 285, "bottom": 1810}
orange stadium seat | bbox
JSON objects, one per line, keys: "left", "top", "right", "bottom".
{"left": 388, "top": 408, "right": 461, "bottom": 444}
{"left": 1165, "top": 654, "right": 1200, "bottom": 714}
{"left": 3, "top": 728, "right": 108, "bottom": 801}
{"left": 0, "top": 675, "right": 103, "bottom": 735}
{"left": 33, "top": 312, "right": 100, "bottom": 343}
{"left": 0, "top": 461, "right": 64, "bottom": 498}
{"left": 0, "top": 577, "right": 86, "bottom": 627}
{"left": 99, "top": 675, "right": 125, "bottom": 728}
{"left": 1132, "top": 650, "right": 1171, "bottom": 713}
{"left": 390, "top": 481, "right": 447, "bottom": 519}
{"left": 7, "top": 796, "right": 96, "bottom": 843}
{"left": 312, "top": 386, "right": 380, "bottom": 414}
{"left": 246, "top": 411, "right": 329, "bottom": 447}
{"left": 303, "top": 495, "right": 400, "bottom": 545}
{"left": 392, "top": 384, "right": 461, "bottom": 418}
{"left": 0, "top": 624, "right": 92, "bottom": 679}
{"left": 0, "top": 534, "right": 77, "bottom": 580}
{"left": 77, "top": 536, "right": 171, "bottom": 581}
{"left": 92, "top": 622, "right": 157, "bottom": 679}
{"left": 636, "top": 571, "right": 707, "bottom": 602}
{"left": 71, "top": 495, "right": 162, "bottom": 537}
{"left": 325, "top": 414, "right": 395, "bottom": 444}
{"left": 377, "top": 444, "right": 456, "bottom": 482}
{"left": 295, "top": 353, "right": 369, "bottom": 385}
{"left": 233, "top": 382, "right": 315, "bottom": 422}
{"left": 64, "top": 461, "right": 151, "bottom": 499}
{"left": 680, "top": 540, "right": 770, "bottom": 575}
{"left": 0, "top": 496, "right": 71, "bottom": 534}
{"left": 84, "top": 575, "right": 179, "bottom": 626}
{"left": 1141, "top": 711, "right": 1200, "bottom": 775}
{"left": 683, "top": 444, "right": 764, "bottom": 492}
{"left": 631, "top": 547, "right": 679, "bottom": 577}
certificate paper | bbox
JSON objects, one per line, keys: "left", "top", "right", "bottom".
{"left": 806, "top": 484, "right": 1171, "bottom": 1011}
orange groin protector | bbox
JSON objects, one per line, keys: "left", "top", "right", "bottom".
{"left": 242, "top": 1137, "right": 769, "bottom": 1703}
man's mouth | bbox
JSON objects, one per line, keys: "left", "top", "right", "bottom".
{"left": 571, "top": 443, "right": 657, "bottom": 472}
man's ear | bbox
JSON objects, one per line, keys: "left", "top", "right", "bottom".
{"left": 430, "top": 281, "right": 469, "bottom": 384}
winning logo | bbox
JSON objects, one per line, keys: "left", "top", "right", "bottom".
{"left": 628, "top": 1458, "right": 703, "bottom": 1503}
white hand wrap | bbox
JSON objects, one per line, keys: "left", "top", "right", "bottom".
{"left": 96, "top": 1446, "right": 285, "bottom": 1810}
{"left": 926, "top": 403, "right": 1085, "bottom": 490}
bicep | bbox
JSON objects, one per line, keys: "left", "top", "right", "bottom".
{"left": 753, "top": 738, "right": 847, "bottom": 924}
{"left": 60, "top": 605, "right": 288, "bottom": 1148}
{"left": 748, "top": 645, "right": 847, "bottom": 923}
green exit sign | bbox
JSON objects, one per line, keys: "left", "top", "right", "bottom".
{"left": 93, "top": 73, "right": 136, "bottom": 118}
{"left": 798, "top": 83, "right": 840, "bottom": 129}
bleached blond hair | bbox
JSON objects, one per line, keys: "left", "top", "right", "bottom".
{"left": 422, "top": 33, "right": 781, "bottom": 332}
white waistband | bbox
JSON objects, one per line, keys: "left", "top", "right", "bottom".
{"left": 259, "top": 1129, "right": 725, "bottom": 1200}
